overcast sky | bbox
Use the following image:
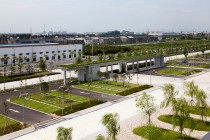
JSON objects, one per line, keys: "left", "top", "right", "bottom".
{"left": 0, "top": 0, "right": 210, "bottom": 33}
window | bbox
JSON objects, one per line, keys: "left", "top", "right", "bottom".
{"left": 63, "top": 50, "right": 66, "bottom": 52}
{"left": 63, "top": 55, "right": 66, "bottom": 59}
{"left": 69, "top": 55, "right": 71, "bottom": 58}
{"left": 40, "top": 57, "right": 43, "bottom": 60}
{"left": 26, "top": 53, "right": 30, "bottom": 55}
{"left": 40, "top": 52, "right": 43, "bottom": 54}
{"left": 46, "top": 52, "right": 49, "bottom": 54}
{"left": 58, "top": 51, "right": 60, "bottom": 53}
{"left": 52, "top": 56, "right": 55, "bottom": 60}
{"left": 19, "top": 53, "right": 22, "bottom": 55}
{"left": 4, "top": 54, "right": 7, "bottom": 57}
{"left": 33, "top": 52, "right": 36, "bottom": 54}
{"left": 69, "top": 50, "right": 71, "bottom": 52}
{"left": 52, "top": 51, "right": 55, "bottom": 53}
{"left": 74, "top": 54, "right": 76, "bottom": 58}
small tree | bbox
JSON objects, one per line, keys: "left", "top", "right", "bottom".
{"left": 120, "top": 73, "right": 127, "bottom": 87}
{"left": 75, "top": 51, "right": 83, "bottom": 64}
{"left": 172, "top": 97, "right": 194, "bottom": 140}
{"left": 183, "top": 47, "right": 188, "bottom": 62}
{"left": 97, "top": 71, "right": 103, "bottom": 80}
{"left": 101, "top": 113, "right": 120, "bottom": 140}
{"left": 161, "top": 84, "right": 178, "bottom": 111}
{"left": 40, "top": 82, "right": 49, "bottom": 96}
{"left": 9, "top": 65, "right": 16, "bottom": 74}
{"left": 184, "top": 81, "right": 198, "bottom": 106}
{"left": 17, "top": 64, "right": 23, "bottom": 73}
{"left": 56, "top": 127, "right": 73, "bottom": 140}
{"left": 98, "top": 54, "right": 103, "bottom": 62}
{"left": 86, "top": 55, "right": 92, "bottom": 63}
{"left": 103, "top": 72, "right": 110, "bottom": 84}
{"left": 39, "top": 59, "right": 47, "bottom": 72}
{"left": 96, "top": 134, "right": 106, "bottom": 140}
{"left": 113, "top": 74, "right": 118, "bottom": 86}
{"left": 195, "top": 89, "right": 208, "bottom": 122}
{"left": 136, "top": 92, "right": 156, "bottom": 124}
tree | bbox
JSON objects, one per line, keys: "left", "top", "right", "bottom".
{"left": 103, "top": 72, "right": 110, "bottom": 83}
{"left": 39, "top": 59, "right": 47, "bottom": 72}
{"left": 161, "top": 84, "right": 178, "bottom": 111}
{"left": 75, "top": 51, "right": 83, "bottom": 64}
{"left": 96, "top": 134, "right": 106, "bottom": 140}
{"left": 17, "top": 64, "right": 23, "bottom": 73}
{"left": 184, "top": 81, "right": 198, "bottom": 106}
{"left": 113, "top": 74, "right": 118, "bottom": 86}
{"left": 3, "top": 101, "right": 11, "bottom": 133}
{"left": 101, "top": 113, "right": 120, "bottom": 140}
{"left": 201, "top": 48, "right": 205, "bottom": 56}
{"left": 86, "top": 55, "right": 92, "bottom": 63}
{"left": 120, "top": 73, "right": 127, "bottom": 87}
{"left": 98, "top": 54, "right": 103, "bottom": 62}
{"left": 195, "top": 89, "right": 208, "bottom": 122}
{"left": 183, "top": 47, "right": 188, "bottom": 62}
{"left": 172, "top": 97, "right": 194, "bottom": 140}
{"left": 136, "top": 92, "right": 156, "bottom": 124}
{"left": 9, "top": 65, "right": 16, "bottom": 74}
{"left": 56, "top": 127, "right": 73, "bottom": 140}
{"left": 126, "top": 72, "right": 132, "bottom": 84}
{"left": 97, "top": 71, "right": 103, "bottom": 80}
{"left": 40, "top": 82, "right": 49, "bottom": 96}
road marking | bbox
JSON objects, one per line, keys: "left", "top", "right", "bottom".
{"left": 9, "top": 109, "right": 20, "bottom": 113}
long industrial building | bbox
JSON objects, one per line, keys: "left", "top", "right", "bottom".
{"left": 0, "top": 43, "right": 83, "bottom": 66}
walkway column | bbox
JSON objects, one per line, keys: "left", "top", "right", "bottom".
{"left": 111, "top": 64, "right": 113, "bottom": 77}
{"left": 137, "top": 61, "right": 139, "bottom": 69}
{"left": 145, "top": 60, "right": 148, "bottom": 68}
{"left": 106, "top": 65, "right": 108, "bottom": 73}
{"left": 150, "top": 59, "right": 152, "bottom": 68}
{"left": 118, "top": 63, "right": 122, "bottom": 73}
{"left": 132, "top": 62, "right": 135, "bottom": 71}
{"left": 125, "top": 63, "right": 128, "bottom": 73}
{"left": 63, "top": 70, "right": 67, "bottom": 86}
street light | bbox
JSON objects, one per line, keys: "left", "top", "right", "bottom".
{"left": 58, "top": 86, "right": 65, "bottom": 116}
{"left": 19, "top": 93, "right": 28, "bottom": 124}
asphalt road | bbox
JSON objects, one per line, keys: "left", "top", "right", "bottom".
{"left": 0, "top": 82, "right": 122, "bottom": 125}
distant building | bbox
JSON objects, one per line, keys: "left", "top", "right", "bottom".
{"left": 0, "top": 43, "right": 83, "bottom": 66}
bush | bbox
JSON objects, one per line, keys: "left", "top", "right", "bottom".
{"left": 0, "top": 123, "right": 23, "bottom": 136}
{"left": 117, "top": 85, "right": 152, "bottom": 96}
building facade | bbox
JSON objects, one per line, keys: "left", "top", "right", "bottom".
{"left": 0, "top": 43, "right": 83, "bottom": 66}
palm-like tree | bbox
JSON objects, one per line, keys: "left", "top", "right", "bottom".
{"left": 184, "top": 81, "right": 198, "bottom": 106}
{"left": 101, "top": 113, "right": 120, "bottom": 140}
{"left": 172, "top": 97, "right": 193, "bottom": 140}
{"left": 136, "top": 92, "right": 156, "bottom": 124}
{"left": 120, "top": 73, "right": 127, "bottom": 87}
{"left": 56, "top": 126, "right": 73, "bottom": 140}
{"left": 161, "top": 84, "right": 178, "bottom": 110}
{"left": 195, "top": 89, "right": 208, "bottom": 122}
{"left": 113, "top": 74, "right": 118, "bottom": 86}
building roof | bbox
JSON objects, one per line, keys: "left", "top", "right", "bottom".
{"left": 0, "top": 43, "right": 59, "bottom": 48}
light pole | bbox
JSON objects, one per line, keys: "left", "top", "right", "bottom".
{"left": 19, "top": 93, "right": 28, "bottom": 124}
{"left": 58, "top": 86, "right": 65, "bottom": 116}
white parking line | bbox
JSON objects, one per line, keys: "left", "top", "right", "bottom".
{"left": 9, "top": 109, "right": 20, "bottom": 113}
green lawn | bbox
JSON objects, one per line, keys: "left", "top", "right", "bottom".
{"left": 74, "top": 81, "right": 152, "bottom": 96}
{"left": 0, "top": 71, "right": 60, "bottom": 83}
{"left": 133, "top": 125, "right": 197, "bottom": 140}
{"left": 10, "top": 91, "right": 104, "bottom": 116}
{"left": 0, "top": 115, "right": 23, "bottom": 136}
{"left": 156, "top": 68, "right": 201, "bottom": 76}
{"left": 158, "top": 115, "right": 210, "bottom": 131}
{"left": 167, "top": 63, "right": 210, "bottom": 69}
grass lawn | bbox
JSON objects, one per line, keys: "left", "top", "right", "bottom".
{"left": 158, "top": 115, "right": 210, "bottom": 131}
{"left": 0, "top": 71, "right": 60, "bottom": 83}
{"left": 10, "top": 91, "right": 103, "bottom": 116}
{"left": 133, "top": 125, "right": 197, "bottom": 140}
{"left": 74, "top": 81, "right": 152, "bottom": 96}
{"left": 167, "top": 63, "right": 210, "bottom": 69}
{"left": 156, "top": 68, "right": 201, "bottom": 76}
{"left": 0, "top": 115, "right": 23, "bottom": 136}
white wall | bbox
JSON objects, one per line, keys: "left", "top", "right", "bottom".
{"left": 0, "top": 44, "right": 83, "bottom": 66}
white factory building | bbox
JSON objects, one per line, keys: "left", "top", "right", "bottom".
{"left": 0, "top": 43, "right": 83, "bottom": 66}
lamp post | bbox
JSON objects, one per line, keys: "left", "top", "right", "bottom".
{"left": 19, "top": 93, "right": 28, "bottom": 124}
{"left": 58, "top": 86, "right": 65, "bottom": 116}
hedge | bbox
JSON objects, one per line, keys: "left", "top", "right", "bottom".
{"left": 117, "top": 85, "right": 152, "bottom": 96}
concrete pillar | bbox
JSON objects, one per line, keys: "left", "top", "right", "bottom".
{"left": 63, "top": 70, "right": 67, "bottom": 86}
{"left": 132, "top": 62, "right": 134, "bottom": 71}
{"left": 118, "top": 63, "right": 122, "bottom": 73}
{"left": 150, "top": 59, "right": 152, "bottom": 68}
{"left": 106, "top": 65, "right": 108, "bottom": 73}
{"left": 125, "top": 63, "right": 128, "bottom": 73}
{"left": 137, "top": 61, "right": 139, "bottom": 69}
{"left": 111, "top": 64, "right": 113, "bottom": 76}
{"left": 145, "top": 60, "right": 148, "bottom": 67}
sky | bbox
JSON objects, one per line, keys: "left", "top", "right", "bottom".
{"left": 0, "top": 0, "right": 210, "bottom": 33}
